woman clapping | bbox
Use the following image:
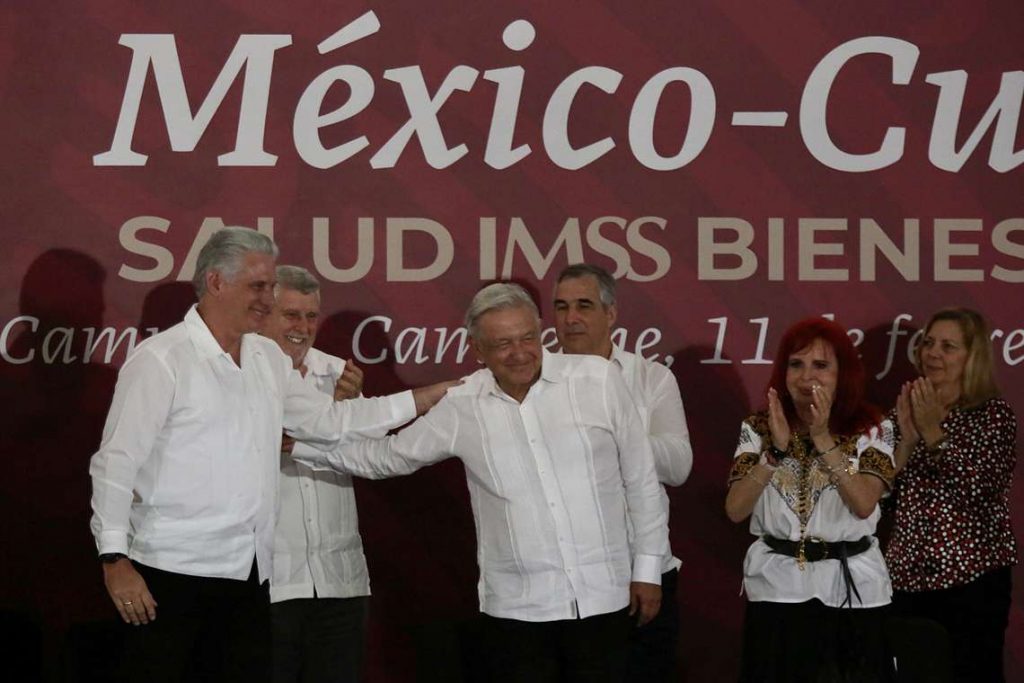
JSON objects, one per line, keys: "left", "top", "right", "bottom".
{"left": 726, "top": 317, "right": 896, "bottom": 682}
{"left": 886, "top": 308, "right": 1018, "bottom": 683}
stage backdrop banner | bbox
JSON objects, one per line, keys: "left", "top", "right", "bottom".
{"left": 1, "top": 1, "right": 1021, "bottom": 680}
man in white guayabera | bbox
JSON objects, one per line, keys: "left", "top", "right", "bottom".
{"left": 291, "top": 282, "right": 669, "bottom": 682}
{"left": 89, "top": 228, "right": 449, "bottom": 683}
{"left": 554, "top": 263, "right": 693, "bottom": 682}
{"left": 260, "top": 264, "right": 373, "bottom": 683}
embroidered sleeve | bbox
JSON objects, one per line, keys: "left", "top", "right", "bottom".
{"left": 855, "top": 420, "right": 896, "bottom": 489}
{"left": 728, "top": 414, "right": 768, "bottom": 485}
{"left": 729, "top": 451, "right": 761, "bottom": 485}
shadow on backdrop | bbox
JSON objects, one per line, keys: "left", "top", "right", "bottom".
{"left": 667, "top": 345, "right": 752, "bottom": 683}
{"left": 137, "top": 282, "right": 196, "bottom": 339}
{"left": 0, "top": 249, "right": 120, "bottom": 682}
{"left": 317, "top": 310, "right": 481, "bottom": 682}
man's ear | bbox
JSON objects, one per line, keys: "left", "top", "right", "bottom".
{"left": 606, "top": 303, "right": 618, "bottom": 327}
{"left": 471, "top": 337, "right": 485, "bottom": 365}
{"left": 206, "top": 269, "right": 224, "bottom": 296}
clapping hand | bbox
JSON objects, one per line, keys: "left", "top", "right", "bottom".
{"left": 808, "top": 384, "right": 833, "bottom": 440}
{"left": 766, "top": 388, "right": 790, "bottom": 461}
{"left": 896, "top": 382, "right": 920, "bottom": 445}
{"left": 908, "top": 377, "right": 946, "bottom": 446}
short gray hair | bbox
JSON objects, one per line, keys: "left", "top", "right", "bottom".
{"left": 275, "top": 265, "right": 320, "bottom": 296}
{"left": 193, "top": 227, "right": 278, "bottom": 297}
{"left": 464, "top": 283, "right": 539, "bottom": 339}
{"left": 555, "top": 263, "right": 616, "bottom": 307}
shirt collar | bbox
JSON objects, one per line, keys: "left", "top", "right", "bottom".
{"left": 608, "top": 344, "right": 632, "bottom": 372}
{"left": 538, "top": 348, "right": 565, "bottom": 384}
{"left": 185, "top": 304, "right": 264, "bottom": 364}
{"left": 482, "top": 348, "right": 562, "bottom": 400}
{"left": 184, "top": 305, "right": 228, "bottom": 361}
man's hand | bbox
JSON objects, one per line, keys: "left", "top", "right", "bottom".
{"left": 333, "top": 360, "right": 364, "bottom": 401}
{"left": 281, "top": 433, "right": 295, "bottom": 455}
{"left": 412, "top": 379, "right": 462, "bottom": 415}
{"left": 103, "top": 559, "right": 158, "bottom": 626}
{"left": 629, "top": 581, "right": 662, "bottom": 626}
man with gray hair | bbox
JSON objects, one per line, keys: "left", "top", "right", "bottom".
{"left": 292, "top": 282, "right": 669, "bottom": 682}
{"left": 553, "top": 263, "right": 692, "bottom": 682}
{"left": 260, "top": 264, "right": 371, "bottom": 683}
{"left": 89, "top": 228, "right": 448, "bottom": 683}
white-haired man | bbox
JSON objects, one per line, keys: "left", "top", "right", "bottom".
{"left": 553, "top": 263, "right": 693, "bottom": 682}
{"left": 293, "top": 282, "right": 669, "bottom": 682}
{"left": 260, "top": 265, "right": 371, "bottom": 683}
{"left": 89, "top": 228, "right": 447, "bottom": 683}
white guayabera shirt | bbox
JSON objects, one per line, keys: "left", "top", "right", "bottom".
{"left": 296, "top": 350, "right": 670, "bottom": 622}
{"left": 610, "top": 345, "right": 693, "bottom": 574}
{"left": 89, "top": 305, "right": 416, "bottom": 583}
{"left": 271, "top": 347, "right": 374, "bottom": 602}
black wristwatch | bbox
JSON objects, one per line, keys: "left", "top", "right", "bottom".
{"left": 99, "top": 553, "right": 127, "bottom": 564}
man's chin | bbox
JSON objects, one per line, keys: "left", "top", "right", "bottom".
{"left": 561, "top": 341, "right": 591, "bottom": 355}
{"left": 248, "top": 310, "right": 269, "bottom": 327}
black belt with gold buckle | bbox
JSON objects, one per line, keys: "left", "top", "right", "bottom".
{"left": 762, "top": 535, "right": 872, "bottom": 607}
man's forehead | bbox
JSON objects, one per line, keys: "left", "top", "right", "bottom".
{"left": 275, "top": 288, "right": 321, "bottom": 310}
{"left": 243, "top": 250, "right": 275, "bottom": 267}
{"left": 229, "top": 252, "right": 275, "bottom": 278}
{"left": 479, "top": 306, "right": 538, "bottom": 332}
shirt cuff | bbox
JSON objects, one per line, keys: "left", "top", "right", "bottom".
{"left": 291, "top": 441, "right": 331, "bottom": 470}
{"left": 97, "top": 530, "right": 129, "bottom": 556}
{"left": 631, "top": 554, "right": 663, "bottom": 585}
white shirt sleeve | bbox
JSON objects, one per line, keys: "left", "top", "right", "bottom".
{"left": 89, "top": 349, "right": 175, "bottom": 555}
{"left": 645, "top": 367, "right": 693, "bottom": 487}
{"left": 282, "top": 367, "right": 417, "bottom": 448}
{"left": 293, "top": 394, "right": 457, "bottom": 480}
{"left": 605, "top": 364, "right": 670, "bottom": 584}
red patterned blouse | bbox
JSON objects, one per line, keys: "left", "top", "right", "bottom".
{"left": 885, "top": 397, "right": 1019, "bottom": 592}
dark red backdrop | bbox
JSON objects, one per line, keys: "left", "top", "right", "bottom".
{"left": 2, "top": 1, "right": 1022, "bottom": 680}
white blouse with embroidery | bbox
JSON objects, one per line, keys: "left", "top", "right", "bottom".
{"left": 729, "top": 413, "right": 897, "bottom": 608}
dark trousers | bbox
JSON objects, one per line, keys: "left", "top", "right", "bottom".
{"left": 739, "top": 599, "right": 893, "bottom": 683}
{"left": 625, "top": 568, "right": 679, "bottom": 682}
{"left": 893, "top": 566, "right": 1012, "bottom": 683}
{"left": 271, "top": 596, "right": 369, "bottom": 683}
{"left": 120, "top": 561, "right": 270, "bottom": 683}
{"left": 481, "top": 608, "right": 632, "bottom": 683}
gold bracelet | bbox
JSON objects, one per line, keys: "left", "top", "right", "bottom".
{"left": 817, "top": 456, "right": 854, "bottom": 484}
{"left": 831, "top": 466, "right": 855, "bottom": 485}
{"left": 817, "top": 442, "right": 840, "bottom": 458}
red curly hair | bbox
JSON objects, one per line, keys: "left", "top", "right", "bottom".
{"left": 766, "top": 317, "right": 881, "bottom": 437}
